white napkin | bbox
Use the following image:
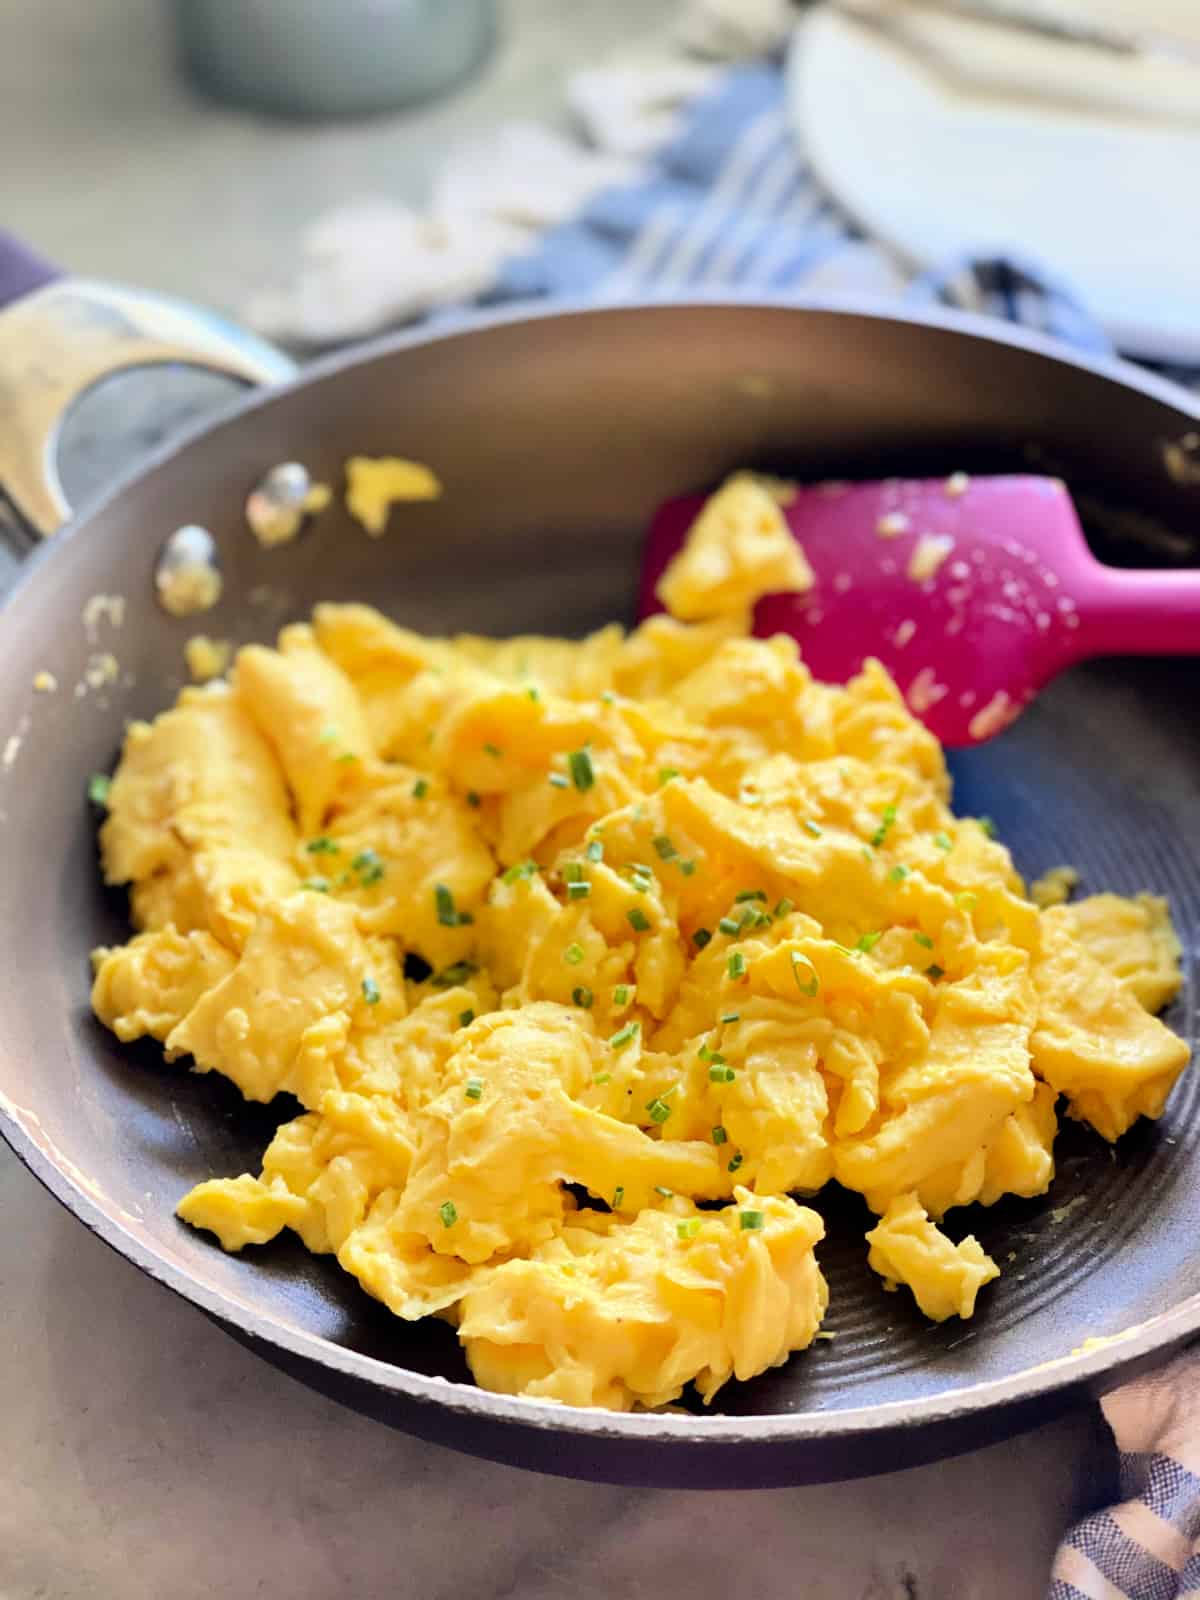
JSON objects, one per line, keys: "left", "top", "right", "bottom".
{"left": 246, "top": 122, "right": 641, "bottom": 344}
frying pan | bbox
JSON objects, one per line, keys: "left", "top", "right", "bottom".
{"left": 1, "top": 231, "right": 1198, "bottom": 1491}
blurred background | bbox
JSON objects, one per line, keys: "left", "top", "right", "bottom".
{"left": 5, "top": 0, "right": 1197, "bottom": 366}
{"left": 2, "top": 0, "right": 673, "bottom": 320}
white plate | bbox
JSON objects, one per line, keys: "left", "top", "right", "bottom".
{"left": 787, "top": 8, "right": 1200, "bottom": 364}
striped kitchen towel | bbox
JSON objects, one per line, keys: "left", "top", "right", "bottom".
{"left": 488, "top": 59, "right": 1125, "bottom": 362}
{"left": 1050, "top": 1347, "right": 1200, "bottom": 1600}
{"left": 249, "top": 52, "right": 1198, "bottom": 399}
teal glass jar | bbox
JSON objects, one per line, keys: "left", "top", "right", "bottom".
{"left": 173, "top": 0, "right": 497, "bottom": 119}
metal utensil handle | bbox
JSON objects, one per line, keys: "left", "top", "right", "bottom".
{"left": 0, "top": 229, "right": 293, "bottom": 540}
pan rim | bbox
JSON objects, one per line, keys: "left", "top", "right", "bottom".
{"left": 1, "top": 293, "right": 1198, "bottom": 1452}
{"left": 3, "top": 289, "right": 1199, "bottom": 619}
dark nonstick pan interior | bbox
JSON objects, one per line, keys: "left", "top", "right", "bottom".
{"left": 1, "top": 301, "right": 1198, "bottom": 1488}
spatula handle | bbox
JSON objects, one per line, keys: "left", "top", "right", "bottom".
{"left": 1075, "top": 567, "right": 1200, "bottom": 657}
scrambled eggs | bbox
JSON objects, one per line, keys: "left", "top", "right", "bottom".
{"left": 90, "top": 471, "right": 1189, "bottom": 1412}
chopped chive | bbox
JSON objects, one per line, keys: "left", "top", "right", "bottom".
{"left": 439, "top": 1200, "right": 458, "bottom": 1228}
{"left": 459, "top": 1008, "right": 475, "bottom": 1026}
{"left": 627, "top": 907, "right": 651, "bottom": 933}
{"left": 977, "top": 816, "right": 997, "bottom": 837}
{"left": 306, "top": 836, "right": 340, "bottom": 855}
{"left": 709, "top": 1064, "right": 736, "bottom": 1083}
{"left": 658, "top": 767, "right": 680, "bottom": 786}
{"left": 692, "top": 928, "right": 712, "bottom": 950}
{"left": 677, "top": 1218, "right": 702, "bottom": 1241}
{"left": 712, "top": 1125, "right": 728, "bottom": 1146}
{"left": 361, "top": 976, "right": 381, "bottom": 1005}
{"left": 698, "top": 1045, "right": 726, "bottom": 1066}
{"left": 613, "top": 985, "right": 632, "bottom": 1006}
{"left": 526, "top": 686, "right": 540, "bottom": 702}
{"left": 653, "top": 834, "right": 677, "bottom": 861}
{"left": 567, "top": 748, "right": 595, "bottom": 792}
{"left": 593, "top": 1071, "right": 611, "bottom": 1085}
{"left": 567, "top": 881, "right": 591, "bottom": 900}
{"left": 466, "top": 790, "right": 481, "bottom": 808}
{"left": 934, "top": 831, "right": 953, "bottom": 851}
{"left": 803, "top": 819, "right": 823, "bottom": 837}
{"left": 573, "top": 986, "right": 594, "bottom": 1009}
{"left": 913, "top": 931, "right": 934, "bottom": 949}
{"left": 564, "top": 942, "right": 585, "bottom": 965}
{"left": 856, "top": 931, "right": 883, "bottom": 952}
{"left": 680, "top": 859, "right": 697, "bottom": 876}
{"left": 432, "top": 960, "right": 478, "bottom": 989}
{"left": 87, "top": 773, "right": 111, "bottom": 808}
{"left": 646, "top": 1097, "right": 672, "bottom": 1125}
{"left": 720, "top": 1011, "right": 740, "bottom": 1025}
{"left": 791, "top": 951, "right": 820, "bottom": 996}
{"left": 654, "top": 1186, "right": 673, "bottom": 1198}
{"left": 871, "top": 804, "right": 898, "bottom": 848}
{"left": 336, "top": 751, "right": 359, "bottom": 765}
{"left": 609, "top": 1022, "right": 640, "bottom": 1051}
{"left": 435, "top": 882, "right": 473, "bottom": 927}
{"left": 862, "top": 846, "right": 875, "bottom": 863}
{"left": 927, "top": 963, "right": 946, "bottom": 980}
{"left": 718, "top": 916, "right": 741, "bottom": 938}
{"left": 612, "top": 1186, "right": 625, "bottom": 1209}
{"left": 548, "top": 772, "right": 569, "bottom": 789}
{"left": 502, "top": 859, "right": 538, "bottom": 885}
{"left": 956, "top": 891, "right": 977, "bottom": 911}
{"left": 735, "top": 889, "right": 768, "bottom": 904}
{"left": 727, "top": 951, "right": 746, "bottom": 979}
{"left": 563, "top": 862, "right": 585, "bottom": 883}
{"left": 727, "top": 1151, "right": 744, "bottom": 1173}
{"left": 483, "top": 742, "right": 503, "bottom": 759}
{"left": 301, "top": 877, "right": 331, "bottom": 893}
{"left": 774, "top": 898, "right": 794, "bottom": 919}
{"left": 889, "top": 865, "right": 910, "bottom": 882}
{"left": 412, "top": 778, "right": 429, "bottom": 799}
{"left": 465, "top": 1078, "right": 483, "bottom": 1101}
{"left": 586, "top": 839, "right": 604, "bottom": 863}
{"left": 353, "top": 848, "right": 385, "bottom": 887}
{"left": 739, "top": 1209, "right": 765, "bottom": 1231}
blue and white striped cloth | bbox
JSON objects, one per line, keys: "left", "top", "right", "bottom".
{"left": 486, "top": 56, "right": 1199, "bottom": 1600}
{"left": 1050, "top": 1349, "right": 1200, "bottom": 1600}
{"left": 487, "top": 60, "right": 1198, "bottom": 396}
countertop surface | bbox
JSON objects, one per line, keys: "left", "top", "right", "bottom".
{"left": 2, "top": 4, "right": 1111, "bottom": 1596}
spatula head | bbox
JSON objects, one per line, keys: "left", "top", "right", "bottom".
{"left": 639, "top": 474, "right": 1094, "bottom": 746}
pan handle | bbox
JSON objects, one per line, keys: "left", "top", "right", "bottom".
{"left": 0, "top": 228, "right": 294, "bottom": 541}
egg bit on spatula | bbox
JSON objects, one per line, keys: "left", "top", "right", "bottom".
{"left": 638, "top": 473, "right": 1200, "bottom": 747}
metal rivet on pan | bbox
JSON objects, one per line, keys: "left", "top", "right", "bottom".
{"left": 245, "top": 461, "right": 331, "bottom": 548}
{"left": 1163, "top": 433, "right": 1200, "bottom": 487}
{"left": 155, "top": 524, "right": 223, "bottom": 617}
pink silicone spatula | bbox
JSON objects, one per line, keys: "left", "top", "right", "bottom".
{"left": 638, "top": 474, "right": 1200, "bottom": 747}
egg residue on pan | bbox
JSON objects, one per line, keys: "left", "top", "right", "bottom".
{"left": 89, "top": 471, "right": 1189, "bottom": 1412}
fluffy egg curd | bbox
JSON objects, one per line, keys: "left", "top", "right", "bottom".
{"left": 90, "top": 471, "right": 1190, "bottom": 1412}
